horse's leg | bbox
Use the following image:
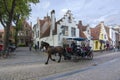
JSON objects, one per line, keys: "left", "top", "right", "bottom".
{"left": 50, "top": 55, "right": 56, "bottom": 61}
{"left": 45, "top": 54, "right": 50, "bottom": 64}
{"left": 58, "top": 53, "right": 62, "bottom": 63}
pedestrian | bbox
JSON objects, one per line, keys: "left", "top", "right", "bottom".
{"left": 34, "top": 44, "right": 37, "bottom": 51}
{"left": 104, "top": 45, "right": 106, "bottom": 51}
{"left": 117, "top": 46, "right": 120, "bottom": 51}
{"left": 113, "top": 45, "right": 116, "bottom": 52}
{"left": 29, "top": 44, "right": 32, "bottom": 51}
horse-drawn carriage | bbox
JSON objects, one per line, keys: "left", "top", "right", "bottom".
{"left": 40, "top": 38, "right": 93, "bottom": 64}
{"left": 63, "top": 38, "right": 93, "bottom": 60}
{"left": 64, "top": 45, "right": 93, "bottom": 60}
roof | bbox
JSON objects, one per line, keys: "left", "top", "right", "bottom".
{"left": 91, "top": 24, "right": 101, "bottom": 40}
{"left": 40, "top": 25, "right": 50, "bottom": 38}
{"left": 80, "top": 31, "right": 87, "bottom": 38}
{"left": 53, "top": 17, "right": 65, "bottom": 35}
{"left": 77, "top": 21, "right": 87, "bottom": 38}
{"left": 39, "top": 16, "right": 51, "bottom": 38}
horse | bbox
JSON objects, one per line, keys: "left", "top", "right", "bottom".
{"left": 40, "top": 41, "right": 65, "bottom": 64}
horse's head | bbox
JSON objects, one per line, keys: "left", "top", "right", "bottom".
{"left": 40, "top": 41, "right": 49, "bottom": 50}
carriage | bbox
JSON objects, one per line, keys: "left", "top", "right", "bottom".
{"left": 63, "top": 37, "right": 93, "bottom": 60}
{"left": 40, "top": 38, "right": 93, "bottom": 64}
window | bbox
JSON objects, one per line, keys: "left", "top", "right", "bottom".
{"left": 71, "top": 27, "right": 76, "bottom": 37}
{"left": 38, "top": 31, "right": 39, "bottom": 37}
{"left": 104, "top": 35, "right": 106, "bottom": 39}
{"left": 36, "top": 31, "right": 39, "bottom": 38}
{"left": 21, "top": 39, "right": 24, "bottom": 43}
{"left": 88, "top": 30, "right": 90, "bottom": 34}
{"left": 36, "top": 32, "right": 37, "bottom": 38}
{"left": 26, "top": 31, "right": 28, "bottom": 36}
{"left": 61, "top": 26, "right": 68, "bottom": 36}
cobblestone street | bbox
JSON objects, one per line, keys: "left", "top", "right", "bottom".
{"left": 0, "top": 47, "right": 119, "bottom": 80}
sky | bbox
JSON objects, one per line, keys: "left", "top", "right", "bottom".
{"left": 0, "top": 0, "right": 120, "bottom": 29}
{"left": 28, "top": 0, "right": 120, "bottom": 27}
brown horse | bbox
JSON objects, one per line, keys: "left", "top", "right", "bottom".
{"left": 40, "top": 41, "right": 65, "bottom": 64}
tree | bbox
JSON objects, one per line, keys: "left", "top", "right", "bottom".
{"left": 0, "top": 0, "right": 39, "bottom": 55}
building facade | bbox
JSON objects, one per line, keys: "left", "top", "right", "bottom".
{"left": 91, "top": 22, "right": 109, "bottom": 51}
{"left": 18, "top": 20, "right": 32, "bottom": 46}
{"left": 33, "top": 10, "right": 79, "bottom": 47}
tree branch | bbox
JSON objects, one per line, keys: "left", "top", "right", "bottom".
{"left": 3, "top": 0, "right": 10, "bottom": 14}
{"left": 0, "top": 17, "right": 6, "bottom": 28}
{"left": 9, "top": 0, "right": 16, "bottom": 22}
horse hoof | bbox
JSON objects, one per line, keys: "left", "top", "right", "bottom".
{"left": 45, "top": 62, "right": 48, "bottom": 65}
{"left": 64, "top": 58, "right": 67, "bottom": 60}
{"left": 53, "top": 59, "right": 56, "bottom": 61}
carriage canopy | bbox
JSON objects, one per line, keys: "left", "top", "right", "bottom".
{"left": 66, "top": 37, "right": 86, "bottom": 41}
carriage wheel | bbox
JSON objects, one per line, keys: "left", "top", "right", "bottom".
{"left": 87, "top": 51, "right": 93, "bottom": 60}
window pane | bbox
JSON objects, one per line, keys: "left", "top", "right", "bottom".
{"left": 61, "top": 26, "right": 68, "bottom": 36}
{"left": 71, "top": 27, "right": 76, "bottom": 37}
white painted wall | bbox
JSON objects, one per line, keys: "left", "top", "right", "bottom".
{"left": 33, "top": 18, "right": 41, "bottom": 47}
{"left": 39, "top": 10, "right": 79, "bottom": 47}
{"left": 109, "top": 28, "right": 116, "bottom": 46}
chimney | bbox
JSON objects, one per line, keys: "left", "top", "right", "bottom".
{"left": 79, "top": 20, "right": 82, "bottom": 26}
{"left": 51, "top": 10, "right": 55, "bottom": 14}
{"left": 51, "top": 10, "right": 55, "bottom": 30}
{"left": 37, "top": 17, "right": 39, "bottom": 23}
{"left": 44, "top": 17, "right": 47, "bottom": 20}
{"left": 100, "top": 21, "right": 104, "bottom": 26}
{"left": 100, "top": 21, "right": 104, "bottom": 24}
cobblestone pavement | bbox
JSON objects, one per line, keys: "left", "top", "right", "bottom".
{"left": 51, "top": 57, "right": 120, "bottom": 80}
{"left": 0, "top": 47, "right": 119, "bottom": 80}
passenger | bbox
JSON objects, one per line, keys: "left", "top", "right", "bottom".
{"left": 71, "top": 41, "right": 77, "bottom": 52}
{"left": 29, "top": 43, "right": 32, "bottom": 51}
{"left": 86, "top": 44, "right": 91, "bottom": 51}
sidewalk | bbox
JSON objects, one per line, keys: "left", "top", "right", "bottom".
{"left": 93, "top": 49, "right": 118, "bottom": 57}
{"left": 0, "top": 47, "right": 45, "bottom": 67}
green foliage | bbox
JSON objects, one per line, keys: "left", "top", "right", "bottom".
{"left": 0, "top": 0, "right": 40, "bottom": 51}
{"left": 18, "top": 43, "right": 26, "bottom": 47}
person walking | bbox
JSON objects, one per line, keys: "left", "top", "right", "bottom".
{"left": 29, "top": 44, "right": 32, "bottom": 51}
{"left": 34, "top": 44, "right": 37, "bottom": 51}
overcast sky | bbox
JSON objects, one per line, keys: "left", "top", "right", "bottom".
{"left": 28, "top": 0, "right": 120, "bottom": 27}
{"left": 0, "top": 0, "right": 120, "bottom": 29}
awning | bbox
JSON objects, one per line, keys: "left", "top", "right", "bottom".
{"left": 66, "top": 37, "right": 86, "bottom": 41}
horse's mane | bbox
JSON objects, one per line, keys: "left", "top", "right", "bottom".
{"left": 42, "top": 41, "right": 50, "bottom": 46}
